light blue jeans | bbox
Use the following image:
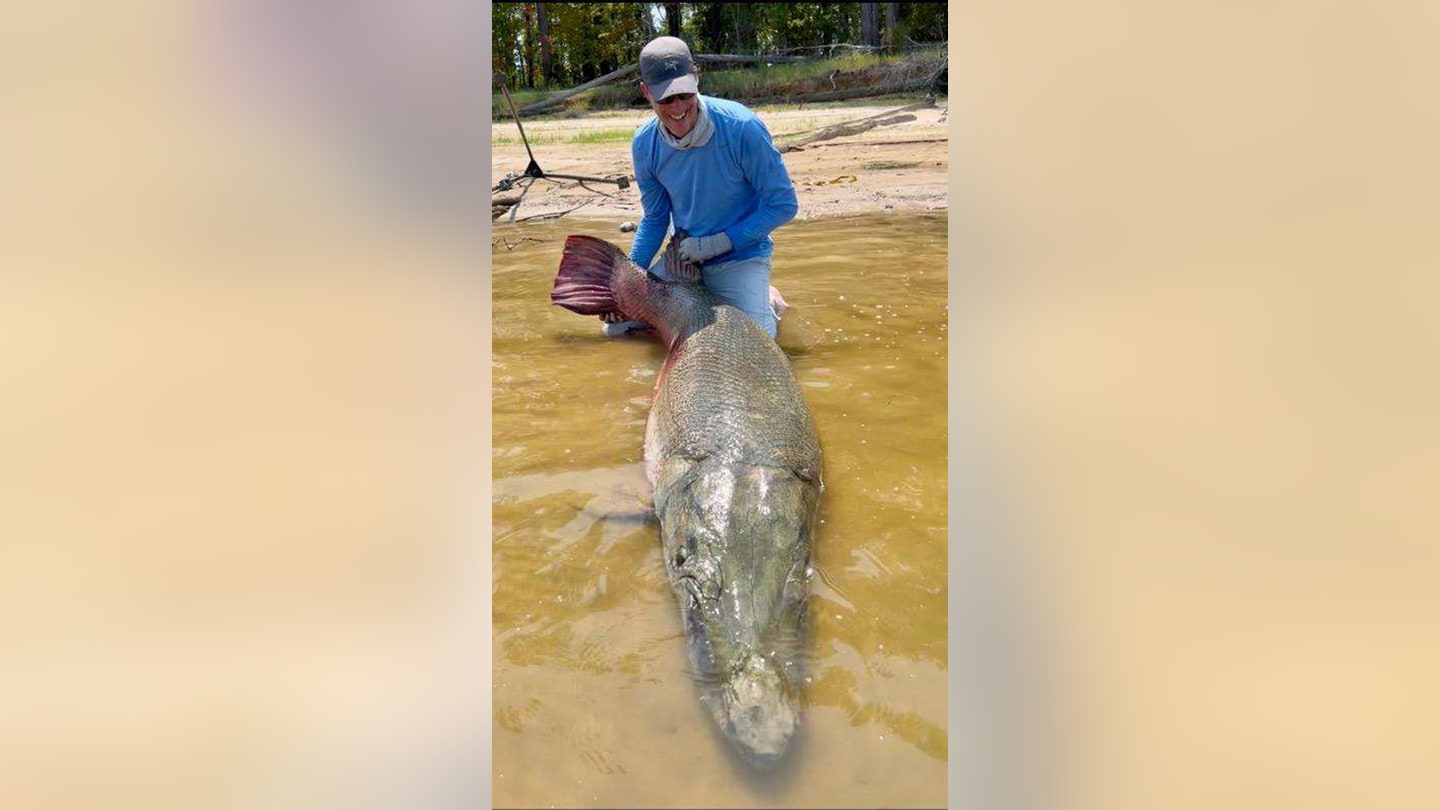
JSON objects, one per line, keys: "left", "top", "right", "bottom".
{"left": 650, "top": 252, "right": 777, "bottom": 338}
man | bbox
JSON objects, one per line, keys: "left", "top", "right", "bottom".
{"left": 604, "top": 36, "right": 798, "bottom": 338}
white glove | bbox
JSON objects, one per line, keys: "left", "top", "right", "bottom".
{"left": 677, "top": 232, "right": 732, "bottom": 265}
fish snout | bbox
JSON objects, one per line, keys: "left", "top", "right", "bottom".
{"left": 721, "top": 654, "right": 798, "bottom": 769}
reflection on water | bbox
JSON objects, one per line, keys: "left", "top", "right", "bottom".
{"left": 493, "top": 214, "right": 947, "bottom": 807}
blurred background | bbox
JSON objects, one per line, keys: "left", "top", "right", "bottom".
{"left": 1, "top": 1, "right": 491, "bottom": 808}
{"left": 949, "top": 3, "right": 1440, "bottom": 809}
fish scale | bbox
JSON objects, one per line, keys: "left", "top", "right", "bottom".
{"left": 650, "top": 323, "right": 819, "bottom": 476}
{"left": 551, "top": 233, "right": 823, "bottom": 769}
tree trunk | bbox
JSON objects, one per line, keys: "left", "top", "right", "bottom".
{"left": 520, "top": 3, "right": 535, "bottom": 88}
{"left": 537, "top": 2, "right": 552, "bottom": 88}
{"left": 885, "top": 3, "right": 899, "bottom": 51}
{"left": 665, "top": 3, "right": 681, "bottom": 37}
{"left": 860, "top": 4, "right": 881, "bottom": 49}
{"left": 639, "top": 3, "right": 656, "bottom": 39}
{"left": 736, "top": 4, "right": 754, "bottom": 54}
{"left": 700, "top": 3, "right": 725, "bottom": 54}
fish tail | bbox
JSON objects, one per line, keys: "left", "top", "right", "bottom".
{"left": 551, "top": 235, "right": 632, "bottom": 316}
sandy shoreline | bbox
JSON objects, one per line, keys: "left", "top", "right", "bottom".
{"left": 491, "top": 98, "right": 949, "bottom": 224}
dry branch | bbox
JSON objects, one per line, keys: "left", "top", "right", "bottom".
{"left": 696, "top": 53, "right": 807, "bottom": 64}
{"left": 776, "top": 99, "right": 933, "bottom": 153}
{"left": 510, "top": 53, "right": 812, "bottom": 117}
{"left": 514, "top": 199, "right": 594, "bottom": 222}
{"left": 751, "top": 58, "right": 945, "bottom": 106}
{"left": 761, "top": 83, "right": 926, "bottom": 105}
{"left": 514, "top": 63, "right": 640, "bottom": 116}
{"left": 802, "top": 137, "right": 949, "bottom": 149}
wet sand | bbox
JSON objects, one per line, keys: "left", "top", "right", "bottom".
{"left": 491, "top": 100, "right": 950, "bottom": 222}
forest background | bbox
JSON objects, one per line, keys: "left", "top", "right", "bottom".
{"left": 492, "top": 2, "right": 949, "bottom": 91}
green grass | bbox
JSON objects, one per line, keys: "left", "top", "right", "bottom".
{"left": 701, "top": 50, "right": 916, "bottom": 99}
{"left": 492, "top": 127, "right": 636, "bottom": 146}
{"left": 493, "top": 49, "right": 943, "bottom": 120}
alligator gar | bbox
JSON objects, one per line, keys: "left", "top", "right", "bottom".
{"left": 551, "top": 233, "right": 822, "bottom": 769}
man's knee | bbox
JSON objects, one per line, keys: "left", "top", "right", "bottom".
{"left": 747, "top": 308, "right": 778, "bottom": 338}
{"left": 710, "top": 264, "right": 776, "bottom": 337}
{"left": 712, "top": 285, "right": 776, "bottom": 337}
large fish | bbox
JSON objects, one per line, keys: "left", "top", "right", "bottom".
{"left": 550, "top": 233, "right": 823, "bottom": 769}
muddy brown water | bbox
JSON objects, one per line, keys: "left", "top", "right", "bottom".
{"left": 492, "top": 214, "right": 948, "bottom": 808}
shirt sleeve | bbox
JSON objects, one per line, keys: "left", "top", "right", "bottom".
{"left": 628, "top": 133, "right": 672, "bottom": 269}
{"left": 722, "top": 117, "right": 799, "bottom": 252}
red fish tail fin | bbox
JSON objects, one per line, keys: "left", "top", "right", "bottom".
{"left": 551, "top": 235, "right": 631, "bottom": 316}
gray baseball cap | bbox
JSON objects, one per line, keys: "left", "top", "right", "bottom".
{"left": 639, "top": 36, "right": 698, "bottom": 100}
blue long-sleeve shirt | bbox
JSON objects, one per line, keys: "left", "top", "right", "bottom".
{"left": 628, "top": 96, "right": 799, "bottom": 269}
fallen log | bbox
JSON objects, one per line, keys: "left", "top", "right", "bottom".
{"left": 802, "top": 137, "right": 949, "bottom": 148}
{"left": 510, "top": 53, "right": 812, "bottom": 117}
{"left": 514, "top": 199, "right": 594, "bottom": 222}
{"left": 695, "top": 53, "right": 808, "bottom": 64}
{"left": 750, "top": 58, "right": 944, "bottom": 106}
{"left": 514, "top": 63, "right": 640, "bottom": 116}
{"left": 775, "top": 99, "right": 933, "bottom": 153}
{"left": 492, "top": 193, "right": 522, "bottom": 220}
{"left": 757, "top": 82, "right": 931, "bottom": 105}
{"left": 779, "top": 114, "right": 917, "bottom": 153}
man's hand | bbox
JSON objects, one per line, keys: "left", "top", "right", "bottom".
{"left": 677, "top": 232, "right": 732, "bottom": 265}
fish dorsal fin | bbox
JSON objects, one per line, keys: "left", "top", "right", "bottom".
{"left": 662, "top": 228, "right": 702, "bottom": 284}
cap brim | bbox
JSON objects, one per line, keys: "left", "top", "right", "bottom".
{"left": 650, "top": 73, "right": 698, "bottom": 100}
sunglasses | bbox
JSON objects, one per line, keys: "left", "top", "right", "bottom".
{"left": 654, "top": 92, "right": 696, "bottom": 104}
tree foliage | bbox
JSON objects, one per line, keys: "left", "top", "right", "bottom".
{"left": 493, "top": 2, "right": 947, "bottom": 90}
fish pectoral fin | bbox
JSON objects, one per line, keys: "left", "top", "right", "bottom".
{"left": 652, "top": 456, "right": 699, "bottom": 514}
{"left": 662, "top": 229, "right": 702, "bottom": 284}
{"left": 793, "top": 464, "right": 823, "bottom": 488}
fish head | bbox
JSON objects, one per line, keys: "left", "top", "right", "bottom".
{"left": 712, "top": 652, "right": 797, "bottom": 769}
{"left": 660, "top": 460, "right": 820, "bottom": 769}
